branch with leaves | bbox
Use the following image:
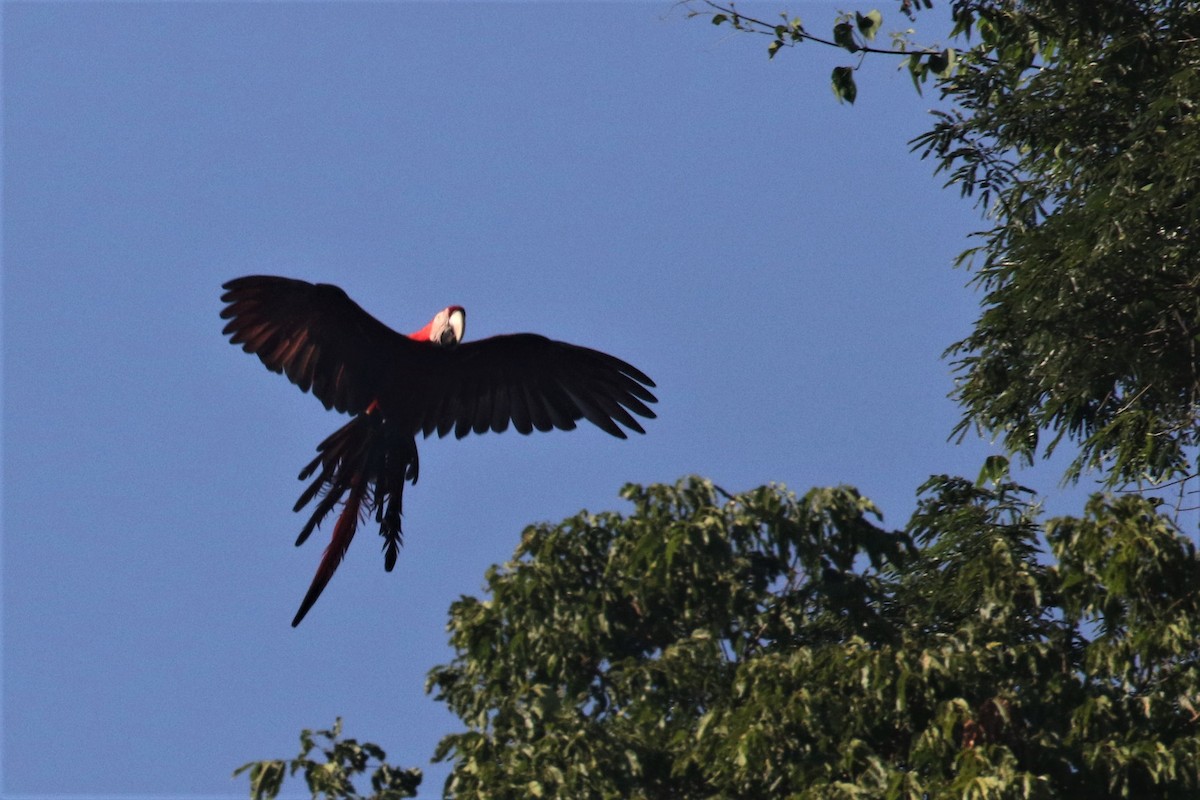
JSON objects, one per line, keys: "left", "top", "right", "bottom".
{"left": 684, "top": 0, "right": 954, "bottom": 102}
{"left": 691, "top": 0, "right": 1200, "bottom": 491}
{"left": 234, "top": 719, "right": 421, "bottom": 800}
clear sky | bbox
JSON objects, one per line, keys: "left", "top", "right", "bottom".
{"left": 3, "top": 2, "right": 1091, "bottom": 797}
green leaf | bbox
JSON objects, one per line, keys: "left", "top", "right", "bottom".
{"left": 767, "top": 39, "right": 784, "bottom": 60}
{"left": 975, "top": 455, "right": 1010, "bottom": 487}
{"left": 711, "top": 13, "right": 728, "bottom": 26}
{"left": 926, "top": 48, "right": 954, "bottom": 77}
{"left": 855, "top": 10, "right": 883, "bottom": 41}
{"left": 831, "top": 66, "right": 857, "bottom": 104}
{"left": 833, "top": 22, "right": 859, "bottom": 53}
{"left": 233, "top": 760, "right": 285, "bottom": 800}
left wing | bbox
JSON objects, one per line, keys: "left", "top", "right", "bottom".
{"left": 220, "top": 275, "right": 426, "bottom": 415}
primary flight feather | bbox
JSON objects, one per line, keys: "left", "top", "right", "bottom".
{"left": 220, "top": 276, "right": 657, "bottom": 625}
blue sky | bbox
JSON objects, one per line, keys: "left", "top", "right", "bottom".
{"left": 3, "top": 2, "right": 1093, "bottom": 797}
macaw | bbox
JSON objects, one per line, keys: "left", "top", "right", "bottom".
{"left": 219, "top": 276, "right": 656, "bottom": 625}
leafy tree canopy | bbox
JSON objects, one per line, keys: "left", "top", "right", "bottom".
{"left": 424, "top": 477, "right": 1200, "bottom": 799}
{"left": 243, "top": 478, "right": 1200, "bottom": 798}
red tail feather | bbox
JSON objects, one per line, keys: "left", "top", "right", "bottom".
{"left": 291, "top": 482, "right": 366, "bottom": 627}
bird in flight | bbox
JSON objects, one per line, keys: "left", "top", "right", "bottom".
{"left": 220, "top": 276, "right": 657, "bottom": 626}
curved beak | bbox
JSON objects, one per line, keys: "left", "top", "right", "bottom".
{"left": 440, "top": 307, "right": 465, "bottom": 346}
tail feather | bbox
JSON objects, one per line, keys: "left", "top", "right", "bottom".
{"left": 288, "top": 412, "right": 418, "bottom": 625}
{"left": 293, "top": 463, "right": 328, "bottom": 513}
{"left": 291, "top": 481, "right": 366, "bottom": 627}
{"left": 380, "top": 490, "right": 404, "bottom": 572}
{"left": 293, "top": 414, "right": 379, "bottom": 544}
{"left": 295, "top": 489, "right": 340, "bottom": 547}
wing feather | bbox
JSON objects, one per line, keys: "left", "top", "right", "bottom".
{"left": 396, "top": 333, "right": 656, "bottom": 440}
{"left": 562, "top": 384, "right": 625, "bottom": 439}
{"left": 453, "top": 372, "right": 478, "bottom": 439}
{"left": 539, "top": 378, "right": 581, "bottom": 432}
{"left": 490, "top": 384, "right": 512, "bottom": 434}
{"left": 220, "top": 276, "right": 421, "bottom": 414}
{"left": 509, "top": 384, "right": 533, "bottom": 435}
{"left": 587, "top": 388, "right": 644, "bottom": 434}
{"left": 521, "top": 381, "right": 553, "bottom": 433}
{"left": 472, "top": 381, "right": 495, "bottom": 435}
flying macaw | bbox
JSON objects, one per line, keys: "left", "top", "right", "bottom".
{"left": 219, "top": 276, "right": 657, "bottom": 626}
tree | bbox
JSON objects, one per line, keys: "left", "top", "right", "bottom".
{"left": 241, "top": 477, "right": 1200, "bottom": 798}
{"left": 923, "top": 0, "right": 1200, "bottom": 490}
{"left": 234, "top": 718, "right": 422, "bottom": 800}
{"left": 425, "top": 477, "right": 1200, "bottom": 798}
{"left": 697, "top": 0, "right": 1200, "bottom": 491}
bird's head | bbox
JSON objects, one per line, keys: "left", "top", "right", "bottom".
{"left": 411, "top": 305, "right": 465, "bottom": 347}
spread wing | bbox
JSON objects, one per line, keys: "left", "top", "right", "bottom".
{"left": 220, "top": 275, "right": 418, "bottom": 415}
{"left": 220, "top": 275, "right": 658, "bottom": 438}
{"left": 390, "top": 334, "right": 658, "bottom": 440}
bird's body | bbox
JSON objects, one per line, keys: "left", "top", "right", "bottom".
{"left": 219, "top": 276, "right": 656, "bottom": 625}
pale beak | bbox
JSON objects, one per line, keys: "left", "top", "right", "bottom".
{"left": 440, "top": 307, "right": 465, "bottom": 346}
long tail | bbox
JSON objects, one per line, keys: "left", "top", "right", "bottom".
{"left": 289, "top": 413, "right": 419, "bottom": 626}
{"left": 292, "top": 479, "right": 366, "bottom": 626}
